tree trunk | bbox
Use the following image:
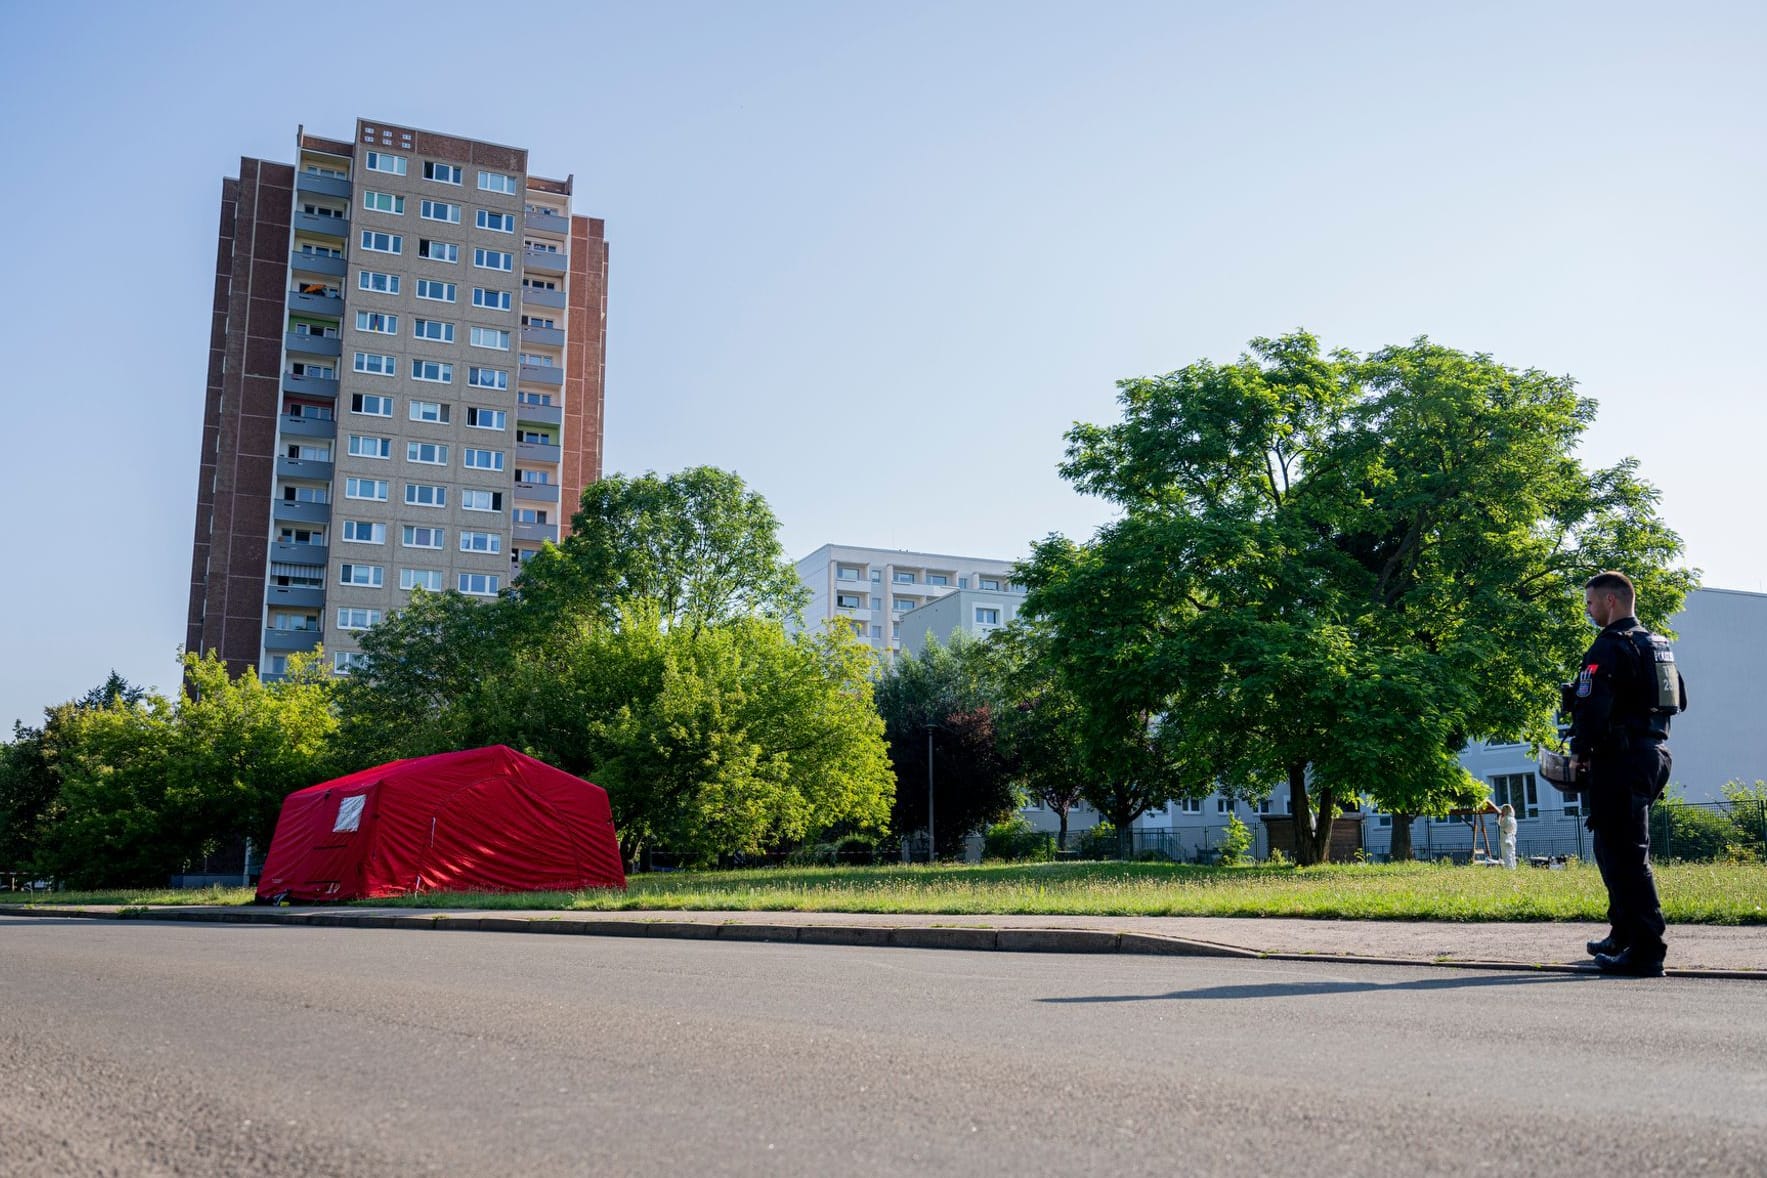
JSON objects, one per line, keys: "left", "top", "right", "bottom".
{"left": 1389, "top": 812, "right": 1416, "bottom": 863}
{"left": 1116, "top": 813, "right": 1135, "bottom": 861}
{"left": 1307, "top": 785, "right": 1337, "bottom": 865}
{"left": 1056, "top": 809, "right": 1070, "bottom": 851}
{"left": 1287, "top": 764, "right": 1322, "bottom": 866}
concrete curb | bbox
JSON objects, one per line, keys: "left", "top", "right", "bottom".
{"left": 2, "top": 904, "right": 1758, "bottom": 979}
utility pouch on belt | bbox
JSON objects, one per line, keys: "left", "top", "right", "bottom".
{"left": 1538, "top": 748, "right": 1580, "bottom": 795}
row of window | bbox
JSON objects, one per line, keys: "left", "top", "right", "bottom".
{"left": 342, "top": 437, "right": 506, "bottom": 470}
{"left": 339, "top": 480, "right": 505, "bottom": 511}
{"left": 350, "top": 357, "right": 511, "bottom": 389}
{"left": 346, "top": 395, "right": 514, "bottom": 430}
{"left": 337, "top": 564, "right": 502, "bottom": 596}
{"left": 360, "top": 191, "right": 519, "bottom": 233}
{"left": 359, "top": 231, "right": 516, "bottom": 271}
{"left": 362, "top": 152, "right": 521, "bottom": 195}
{"left": 358, "top": 270, "right": 514, "bottom": 310}
{"left": 355, "top": 313, "right": 512, "bottom": 350}
{"left": 330, "top": 525, "right": 504, "bottom": 553}
{"left": 835, "top": 565, "right": 1010, "bottom": 592}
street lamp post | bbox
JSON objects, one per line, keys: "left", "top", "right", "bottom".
{"left": 925, "top": 723, "right": 936, "bottom": 864}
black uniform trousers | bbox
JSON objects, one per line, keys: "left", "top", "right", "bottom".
{"left": 1586, "top": 740, "right": 1671, "bottom": 958}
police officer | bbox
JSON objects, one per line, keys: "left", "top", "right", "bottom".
{"left": 1569, "top": 570, "right": 1686, "bottom": 977}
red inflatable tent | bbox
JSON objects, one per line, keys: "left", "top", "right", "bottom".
{"left": 256, "top": 745, "right": 626, "bottom": 902}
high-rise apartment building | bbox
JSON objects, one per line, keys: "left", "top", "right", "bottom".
{"left": 186, "top": 119, "right": 607, "bottom": 679}
{"left": 793, "top": 544, "right": 1024, "bottom": 659}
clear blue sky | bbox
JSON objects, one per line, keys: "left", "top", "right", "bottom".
{"left": 2, "top": 0, "right": 1763, "bottom": 729}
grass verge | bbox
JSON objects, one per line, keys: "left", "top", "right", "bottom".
{"left": 5, "top": 862, "right": 1762, "bottom": 923}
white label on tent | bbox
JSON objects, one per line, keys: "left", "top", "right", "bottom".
{"left": 334, "top": 794, "right": 367, "bottom": 833}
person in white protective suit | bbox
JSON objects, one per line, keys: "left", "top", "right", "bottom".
{"left": 1498, "top": 803, "right": 1518, "bottom": 869}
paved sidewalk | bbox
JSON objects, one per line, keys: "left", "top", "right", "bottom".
{"left": 4, "top": 903, "right": 1762, "bottom": 977}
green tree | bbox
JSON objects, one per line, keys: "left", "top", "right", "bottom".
{"left": 1035, "top": 332, "right": 1694, "bottom": 864}
{"left": 989, "top": 624, "right": 1102, "bottom": 852}
{"left": 515, "top": 467, "right": 809, "bottom": 633}
{"left": 873, "top": 636, "right": 1019, "bottom": 860}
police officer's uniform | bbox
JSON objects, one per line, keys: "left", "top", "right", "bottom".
{"left": 1568, "top": 615, "right": 1686, "bottom": 973}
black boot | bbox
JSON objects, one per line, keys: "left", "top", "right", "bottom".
{"left": 1593, "top": 946, "right": 1665, "bottom": 977}
{"left": 1585, "top": 933, "right": 1624, "bottom": 957}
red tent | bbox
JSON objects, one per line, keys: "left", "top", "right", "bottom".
{"left": 256, "top": 745, "right": 626, "bottom": 902}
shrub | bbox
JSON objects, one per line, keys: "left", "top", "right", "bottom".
{"left": 1657, "top": 802, "right": 1735, "bottom": 862}
{"left": 834, "top": 836, "right": 877, "bottom": 866}
{"left": 1218, "top": 814, "right": 1253, "bottom": 866}
{"left": 983, "top": 819, "right": 1053, "bottom": 863}
{"left": 1072, "top": 822, "right": 1118, "bottom": 860}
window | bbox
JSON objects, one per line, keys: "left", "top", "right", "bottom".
{"left": 516, "top": 430, "right": 553, "bottom": 444}
{"left": 470, "top": 327, "right": 510, "bottom": 350}
{"left": 265, "top": 654, "right": 289, "bottom": 677}
{"left": 423, "top": 161, "right": 462, "bottom": 184}
{"left": 515, "top": 468, "right": 550, "bottom": 484}
{"left": 978, "top": 578, "right": 1001, "bottom": 591}
{"left": 402, "top": 525, "right": 445, "bottom": 549}
{"left": 1177, "top": 798, "right": 1202, "bottom": 814}
{"left": 476, "top": 209, "right": 515, "bottom": 232}
{"left": 337, "top": 607, "right": 381, "bottom": 630}
{"left": 360, "top": 230, "right": 402, "bottom": 254}
{"left": 405, "top": 483, "right": 447, "bottom": 507}
{"left": 417, "top": 238, "right": 459, "bottom": 263}
{"left": 340, "top": 520, "right": 385, "bottom": 543}
{"left": 350, "top": 393, "right": 394, "bottom": 418}
{"left": 1563, "top": 793, "right": 1581, "bottom": 819}
{"left": 405, "top": 441, "right": 448, "bottom": 465}
{"left": 1255, "top": 798, "right": 1272, "bottom": 815}
{"left": 339, "top": 563, "right": 384, "bottom": 587}
{"left": 458, "top": 572, "right": 500, "bottom": 596}
{"left": 894, "top": 572, "right": 916, "bottom": 584}
{"left": 467, "top": 407, "right": 506, "bottom": 430}
{"left": 1216, "top": 796, "right": 1234, "bottom": 814}
{"left": 347, "top": 434, "right": 391, "bottom": 459}
{"left": 362, "top": 190, "right": 404, "bottom": 214}
{"left": 463, "top": 447, "right": 504, "bottom": 471}
{"left": 870, "top": 570, "right": 882, "bottom": 583}
{"left": 1490, "top": 773, "right": 1540, "bottom": 820}
{"left": 474, "top": 248, "right": 513, "bottom": 271}
{"left": 416, "top": 279, "right": 457, "bottom": 303}
{"left": 927, "top": 574, "right": 949, "bottom": 587}
{"left": 523, "top": 277, "right": 558, "bottom": 290}
{"left": 412, "top": 318, "right": 455, "bottom": 342}
{"left": 459, "top": 530, "right": 501, "bottom": 553}
{"left": 521, "top": 315, "right": 555, "bottom": 328}
{"left": 836, "top": 593, "right": 863, "bottom": 609}
{"left": 282, "top": 484, "right": 328, "bottom": 504}
{"left": 958, "top": 577, "right": 969, "bottom": 589}
{"left": 409, "top": 400, "right": 450, "bottom": 423}
{"left": 517, "top": 391, "right": 554, "bottom": 406}
{"left": 512, "top": 508, "right": 546, "bottom": 524}
{"left": 869, "top": 596, "right": 882, "bottom": 610}
{"left": 364, "top": 151, "right": 407, "bottom": 176}
{"left": 870, "top": 625, "right": 884, "bottom": 639}
{"left": 288, "top": 361, "right": 334, "bottom": 378}
{"left": 975, "top": 607, "right": 1001, "bottom": 625}
{"left": 343, "top": 478, "right": 388, "bottom": 502}
{"left": 525, "top": 240, "right": 559, "bottom": 253}
{"left": 401, "top": 568, "right": 443, "bottom": 592}
{"left": 478, "top": 170, "right": 518, "bottom": 193}
{"left": 352, "top": 353, "right": 395, "bottom": 377}
{"left": 358, "top": 270, "right": 400, "bottom": 294}
{"left": 519, "top": 352, "right": 554, "bottom": 367}
{"left": 355, "top": 310, "right": 397, "bottom": 335}
{"left": 461, "top": 488, "right": 503, "bottom": 512}
{"left": 837, "top": 566, "right": 861, "bottom": 581}
{"left": 473, "top": 287, "right": 512, "bottom": 310}
{"left": 333, "top": 650, "right": 370, "bottom": 674}
{"left": 420, "top": 199, "right": 461, "bottom": 223}
{"left": 892, "top": 599, "right": 914, "bottom": 612}
{"left": 467, "top": 366, "right": 508, "bottom": 390}
{"left": 410, "top": 359, "right": 453, "bottom": 383}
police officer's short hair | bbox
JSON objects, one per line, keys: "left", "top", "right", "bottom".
{"left": 1585, "top": 570, "right": 1635, "bottom": 600}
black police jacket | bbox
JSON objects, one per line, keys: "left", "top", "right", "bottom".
{"left": 1567, "top": 615, "right": 1681, "bottom": 757}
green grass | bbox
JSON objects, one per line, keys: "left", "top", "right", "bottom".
{"left": 6, "top": 862, "right": 1763, "bottom": 923}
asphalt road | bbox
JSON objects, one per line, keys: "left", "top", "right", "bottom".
{"left": 3, "top": 917, "right": 1764, "bottom": 1177}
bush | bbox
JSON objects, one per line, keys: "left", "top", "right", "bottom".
{"left": 1135, "top": 848, "right": 1173, "bottom": 863}
{"left": 834, "top": 836, "right": 877, "bottom": 866}
{"left": 983, "top": 819, "right": 1053, "bottom": 863}
{"left": 785, "top": 842, "right": 839, "bottom": 867}
{"left": 1657, "top": 803, "right": 1735, "bottom": 862}
{"left": 1218, "top": 814, "right": 1253, "bottom": 866}
{"left": 1072, "top": 822, "right": 1118, "bottom": 860}
{"left": 1264, "top": 849, "right": 1291, "bottom": 868}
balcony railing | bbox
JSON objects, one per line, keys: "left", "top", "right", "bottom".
{"left": 515, "top": 402, "right": 562, "bottom": 426}
{"left": 275, "top": 456, "right": 334, "bottom": 482}
{"left": 284, "top": 331, "right": 342, "bottom": 358}
{"left": 287, "top": 289, "right": 343, "bottom": 317}
{"left": 279, "top": 414, "right": 337, "bottom": 439}
{"left": 519, "top": 363, "right": 563, "bottom": 387}
{"left": 524, "top": 209, "right": 570, "bottom": 237}
{"left": 521, "top": 286, "right": 566, "bottom": 309}
{"left": 290, "top": 249, "right": 346, "bottom": 277}
{"left": 516, "top": 441, "right": 561, "bottom": 464}
{"left": 264, "top": 629, "right": 322, "bottom": 653}
{"left": 271, "top": 541, "right": 328, "bottom": 564}
{"left": 292, "top": 210, "right": 349, "bottom": 238}
{"left": 522, "top": 248, "right": 567, "bottom": 275}
{"left": 513, "top": 521, "right": 560, "bottom": 544}
{"left": 281, "top": 371, "right": 340, "bottom": 399}
{"left": 265, "top": 585, "right": 325, "bottom": 610}
{"left": 296, "top": 171, "right": 352, "bottom": 200}
{"left": 272, "top": 499, "right": 331, "bottom": 524}
{"left": 520, "top": 325, "right": 565, "bottom": 348}
{"left": 513, "top": 482, "right": 561, "bottom": 503}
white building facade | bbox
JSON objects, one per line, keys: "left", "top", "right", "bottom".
{"left": 793, "top": 544, "right": 1021, "bottom": 660}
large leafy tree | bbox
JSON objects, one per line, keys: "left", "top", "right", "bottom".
{"left": 515, "top": 466, "right": 809, "bottom": 633}
{"left": 873, "top": 636, "right": 1019, "bottom": 860}
{"left": 1029, "top": 332, "right": 1694, "bottom": 864}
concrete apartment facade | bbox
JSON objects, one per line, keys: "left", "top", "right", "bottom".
{"left": 185, "top": 119, "right": 607, "bottom": 679}
{"left": 793, "top": 544, "right": 1022, "bottom": 659}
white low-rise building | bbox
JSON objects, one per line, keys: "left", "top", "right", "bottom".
{"left": 793, "top": 543, "right": 1021, "bottom": 660}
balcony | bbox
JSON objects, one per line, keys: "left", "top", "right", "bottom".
{"left": 513, "top": 482, "right": 560, "bottom": 503}
{"left": 523, "top": 248, "right": 567, "bottom": 275}
{"left": 272, "top": 541, "right": 328, "bottom": 564}
{"left": 516, "top": 441, "right": 561, "bottom": 465}
{"left": 264, "top": 628, "right": 322, "bottom": 653}
{"left": 520, "top": 363, "right": 563, "bottom": 388}
{"left": 281, "top": 370, "right": 339, "bottom": 399}
{"left": 280, "top": 414, "right": 337, "bottom": 439}
{"left": 513, "top": 521, "right": 560, "bottom": 544}
{"left": 265, "top": 585, "right": 325, "bottom": 610}
{"left": 290, "top": 249, "right": 346, "bottom": 278}
{"left": 521, "top": 285, "right": 566, "bottom": 310}
{"left": 284, "top": 331, "right": 342, "bottom": 358}
{"left": 296, "top": 171, "right": 352, "bottom": 200}
{"left": 515, "top": 402, "right": 562, "bottom": 427}
{"left": 272, "top": 499, "right": 331, "bottom": 525}
{"left": 524, "top": 209, "right": 570, "bottom": 237}
{"left": 520, "top": 324, "right": 565, "bottom": 348}
{"left": 287, "top": 289, "right": 343, "bottom": 317}
{"left": 292, "top": 210, "right": 349, "bottom": 239}
{"left": 276, "top": 456, "right": 334, "bottom": 482}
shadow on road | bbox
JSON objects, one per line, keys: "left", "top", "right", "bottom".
{"left": 1043, "top": 971, "right": 1598, "bottom": 1003}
